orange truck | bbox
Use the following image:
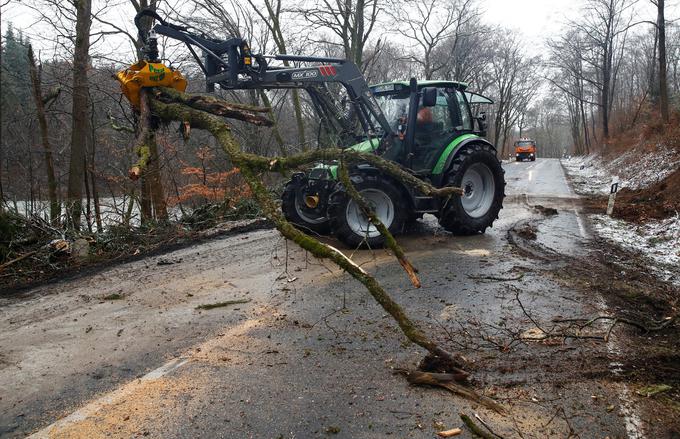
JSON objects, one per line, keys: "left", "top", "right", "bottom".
{"left": 514, "top": 139, "right": 536, "bottom": 161}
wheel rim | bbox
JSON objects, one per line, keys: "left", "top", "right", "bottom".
{"left": 345, "top": 189, "right": 394, "bottom": 239}
{"left": 294, "top": 195, "right": 326, "bottom": 224}
{"left": 460, "top": 163, "right": 495, "bottom": 218}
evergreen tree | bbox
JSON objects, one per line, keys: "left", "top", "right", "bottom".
{"left": 1, "top": 24, "right": 32, "bottom": 115}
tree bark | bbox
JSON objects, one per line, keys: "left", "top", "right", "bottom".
{"left": 258, "top": 90, "right": 287, "bottom": 156}
{"left": 140, "top": 175, "right": 152, "bottom": 223}
{"left": 89, "top": 112, "right": 103, "bottom": 232}
{"left": 83, "top": 156, "right": 93, "bottom": 232}
{"left": 131, "top": 89, "right": 163, "bottom": 223}
{"left": 146, "top": 130, "right": 168, "bottom": 221}
{"left": 27, "top": 45, "right": 60, "bottom": 225}
{"left": 657, "top": 0, "right": 669, "bottom": 123}
{"left": 66, "top": 0, "right": 92, "bottom": 229}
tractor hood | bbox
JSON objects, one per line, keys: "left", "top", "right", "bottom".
{"left": 309, "top": 138, "right": 380, "bottom": 180}
{"left": 349, "top": 138, "right": 380, "bottom": 153}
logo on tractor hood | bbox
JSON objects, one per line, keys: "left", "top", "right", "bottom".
{"left": 291, "top": 69, "right": 319, "bottom": 80}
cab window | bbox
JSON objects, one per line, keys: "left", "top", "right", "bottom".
{"left": 455, "top": 90, "right": 472, "bottom": 131}
{"left": 431, "top": 91, "right": 454, "bottom": 133}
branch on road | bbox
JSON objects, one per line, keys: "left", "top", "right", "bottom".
{"left": 468, "top": 273, "right": 525, "bottom": 282}
{"left": 515, "top": 286, "right": 677, "bottom": 342}
{"left": 395, "top": 369, "right": 506, "bottom": 414}
{"left": 145, "top": 88, "right": 489, "bottom": 396}
{"left": 552, "top": 314, "right": 677, "bottom": 341}
{"left": 460, "top": 412, "right": 502, "bottom": 438}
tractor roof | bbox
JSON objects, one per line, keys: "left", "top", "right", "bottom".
{"left": 370, "top": 80, "right": 468, "bottom": 92}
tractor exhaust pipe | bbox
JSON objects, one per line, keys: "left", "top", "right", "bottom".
{"left": 305, "top": 195, "right": 320, "bottom": 208}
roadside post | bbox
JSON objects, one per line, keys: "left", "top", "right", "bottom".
{"left": 607, "top": 176, "right": 619, "bottom": 216}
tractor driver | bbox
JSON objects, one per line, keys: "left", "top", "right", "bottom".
{"left": 415, "top": 106, "right": 436, "bottom": 145}
{"left": 417, "top": 106, "right": 434, "bottom": 126}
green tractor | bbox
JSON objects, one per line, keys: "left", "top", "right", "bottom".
{"left": 282, "top": 80, "right": 505, "bottom": 248}
{"left": 133, "top": 10, "right": 505, "bottom": 248}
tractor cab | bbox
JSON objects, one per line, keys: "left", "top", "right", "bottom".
{"left": 368, "top": 81, "right": 492, "bottom": 180}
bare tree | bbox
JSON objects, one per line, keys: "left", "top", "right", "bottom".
{"left": 27, "top": 45, "right": 61, "bottom": 225}
{"left": 66, "top": 0, "right": 93, "bottom": 228}
{"left": 440, "top": 22, "right": 494, "bottom": 93}
{"left": 389, "top": 0, "right": 480, "bottom": 80}
{"left": 652, "top": 0, "right": 669, "bottom": 123}
{"left": 571, "top": 0, "right": 635, "bottom": 140}
{"left": 487, "top": 33, "right": 538, "bottom": 157}
{"left": 242, "top": 0, "right": 308, "bottom": 149}
{"left": 547, "top": 30, "right": 597, "bottom": 154}
{"left": 299, "top": 0, "right": 381, "bottom": 70}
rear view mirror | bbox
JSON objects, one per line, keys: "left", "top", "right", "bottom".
{"left": 422, "top": 87, "right": 437, "bottom": 107}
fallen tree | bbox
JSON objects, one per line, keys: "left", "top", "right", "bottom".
{"left": 128, "top": 86, "right": 502, "bottom": 406}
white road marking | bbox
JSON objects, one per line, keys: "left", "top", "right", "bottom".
{"left": 28, "top": 317, "right": 261, "bottom": 438}
{"left": 560, "top": 159, "right": 644, "bottom": 439}
{"left": 28, "top": 358, "right": 190, "bottom": 438}
{"left": 594, "top": 296, "right": 645, "bottom": 439}
{"left": 572, "top": 204, "right": 588, "bottom": 239}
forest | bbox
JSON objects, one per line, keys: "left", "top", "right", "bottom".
{"left": 0, "top": 0, "right": 678, "bottom": 231}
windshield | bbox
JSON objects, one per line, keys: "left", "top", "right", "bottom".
{"left": 517, "top": 141, "right": 535, "bottom": 147}
{"left": 372, "top": 92, "right": 410, "bottom": 131}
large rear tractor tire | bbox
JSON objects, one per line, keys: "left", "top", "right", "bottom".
{"left": 282, "top": 181, "right": 330, "bottom": 235}
{"left": 328, "top": 174, "right": 408, "bottom": 248}
{"left": 439, "top": 144, "right": 505, "bottom": 235}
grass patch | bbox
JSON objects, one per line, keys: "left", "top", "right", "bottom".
{"left": 636, "top": 384, "right": 673, "bottom": 397}
{"left": 195, "top": 298, "right": 251, "bottom": 310}
{"left": 103, "top": 293, "right": 124, "bottom": 300}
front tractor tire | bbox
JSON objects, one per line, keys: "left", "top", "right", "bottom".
{"left": 439, "top": 144, "right": 505, "bottom": 235}
{"left": 328, "top": 174, "right": 408, "bottom": 249}
{"left": 281, "top": 181, "right": 330, "bottom": 235}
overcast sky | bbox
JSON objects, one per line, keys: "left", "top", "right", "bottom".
{"left": 1, "top": 0, "right": 679, "bottom": 60}
{"left": 483, "top": 0, "right": 579, "bottom": 37}
{"left": 482, "top": 0, "right": 678, "bottom": 55}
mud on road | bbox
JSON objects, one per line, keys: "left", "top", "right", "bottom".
{"left": 1, "top": 159, "right": 679, "bottom": 438}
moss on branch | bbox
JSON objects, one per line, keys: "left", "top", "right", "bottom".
{"left": 153, "top": 87, "right": 273, "bottom": 126}
{"left": 337, "top": 159, "right": 421, "bottom": 288}
{"left": 149, "top": 92, "right": 469, "bottom": 373}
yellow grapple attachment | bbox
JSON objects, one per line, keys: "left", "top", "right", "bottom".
{"left": 116, "top": 61, "right": 187, "bottom": 108}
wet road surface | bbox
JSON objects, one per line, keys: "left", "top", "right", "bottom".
{"left": 1, "top": 159, "right": 643, "bottom": 438}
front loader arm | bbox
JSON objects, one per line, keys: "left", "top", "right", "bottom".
{"left": 135, "top": 9, "right": 395, "bottom": 146}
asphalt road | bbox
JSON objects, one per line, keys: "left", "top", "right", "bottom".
{"left": 0, "top": 159, "right": 644, "bottom": 438}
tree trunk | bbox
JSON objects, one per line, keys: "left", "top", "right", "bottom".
{"left": 89, "top": 109, "right": 103, "bottom": 232}
{"left": 657, "top": 0, "right": 669, "bottom": 123}
{"left": 140, "top": 175, "right": 152, "bottom": 223}
{"left": 131, "top": 0, "right": 166, "bottom": 223}
{"left": 91, "top": 168, "right": 102, "bottom": 232}
{"left": 258, "top": 90, "right": 287, "bottom": 156}
{"left": 249, "top": 0, "right": 306, "bottom": 149}
{"left": 83, "top": 156, "right": 93, "bottom": 233}
{"left": 27, "top": 45, "right": 60, "bottom": 225}
{"left": 291, "top": 90, "right": 307, "bottom": 149}
{"left": 66, "top": 0, "right": 92, "bottom": 229}
{"left": 601, "top": 78, "right": 610, "bottom": 140}
{"left": 146, "top": 130, "right": 168, "bottom": 221}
